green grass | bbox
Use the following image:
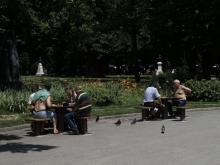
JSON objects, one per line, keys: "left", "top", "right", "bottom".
{"left": 92, "top": 101, "right": 220, "bottom": 117}
{"left": 189, "top": 101, "right": 220, "bottom": 108}
{"left": 92, "top": 105, "right": 140, "bottom": 116}
{"left": 0, "top": 113, "right": 27, "bottom": 128}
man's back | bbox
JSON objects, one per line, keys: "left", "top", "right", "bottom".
{"left": 32, "top": 89, "right": 51, "bottom": 111}
{"left": 144, "top": 86, "right": 160, "bottom": 103}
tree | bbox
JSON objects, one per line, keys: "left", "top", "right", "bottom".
{"left": 150, "top": 0, "right": 220, "bottom": 79}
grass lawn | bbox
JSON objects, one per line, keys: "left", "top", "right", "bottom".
{"left": 0, "top": 113, "right": 27, "bottom": 128}
{"left": 92, "top": 101, "right": 220, "bottom": 116}
{"left": 0, "top": 101, "right": 220, "bottom": 128}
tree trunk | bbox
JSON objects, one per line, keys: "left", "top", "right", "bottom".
{"left": 0, "top": 31, "right": 22, "bottom": 90}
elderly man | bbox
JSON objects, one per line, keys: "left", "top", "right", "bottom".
{"left": 64, "top": 86, "right": 92, "bottom": 135}
{"left": 143, "top": 82, "right": 165, "bottom": 119}
{"left": 167, "top": 79, "right": 192, "bottom": 118}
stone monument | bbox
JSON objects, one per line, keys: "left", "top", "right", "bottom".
{"left": 36, "top": 59, "right": 45, "bottom": 76}
{"left": 156, "top": 61, "right": 163, "bottom": 75}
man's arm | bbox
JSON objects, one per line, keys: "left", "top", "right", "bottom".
{"left": 79, "top": 100, "right": 92, "bottom": 107}
{"left": 46, "top": 96, "right": 52, "bottom": 108}
{"left": 182, "top": 85, "right": 192, "bottom": 94}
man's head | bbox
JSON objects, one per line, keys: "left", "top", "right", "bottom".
{"left": 37, "top": 82, "right": 44, "bottom": 90}
{"left": 173, "top": 79, "right": 180, "bottom": 87}
{"left": 37, "top": 82, "right": 51, "bottom": 91}
{"left": 150, "top": 81, "right": 161, "bottom": 89}
{"left": 65, "top": 87, "right": 75, "bottom": 97}
{"left": 74, "top": 86, "right": 83, "bottom": 94}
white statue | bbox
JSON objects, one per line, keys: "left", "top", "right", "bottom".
{"left": 156, "top": 62, "right": 163, "bottom": 75}
{"left": 36, "top": 62, "right": 44, "bottom": 76}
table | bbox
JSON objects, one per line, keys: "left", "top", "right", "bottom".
{"left": 161, "top": 97, "right": 177, "bottom": 105}
{"left": 160, "top": 97, "right": 177, "bottom": 119}
{"left": 161, "top": 97, "right": 188, "bottom": 120}
{"left": 53, "top": 105, "right": 75, "bottom": 132}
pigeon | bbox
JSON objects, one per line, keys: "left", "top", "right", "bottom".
{"left": 114, "top": 119, "right": 121, "bottom": 126}
{"left": 130, "top": 118, "right": 137, "bottom": 125}
{"left": 161, "top": 124, "right": 165, "bottom": 134}
{"left": 96, "top": 116, "right": 100, "bottom": 122}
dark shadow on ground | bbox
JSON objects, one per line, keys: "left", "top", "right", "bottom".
{"left": 0, "top": 142, "right": 58, "bottom": 153}
{"left": 136, "top": 118, "right": 163, "bottom": 122}
{"left": 25, "top": 130, "right": 52, "bottom": 137}
{"left": 172, "top": 119, "right": 187, "bottom": 122}
{"left": 0, "top": 134, "right": 22, "bottom": 141}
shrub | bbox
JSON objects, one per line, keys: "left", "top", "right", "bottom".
{"left": 150, "top": 72, "right": 174, "bottom": 96}
{"left": 84, "top": 81, "right": 124, "bottom": 106}
{"left": 0, "top": 90, "right": 30, "bottom": 114}
{"left": 185, "top": 80, "right": 220, "bottom": 101}
{"left": 49, "top": 81, "right": 67, "bottom": 102}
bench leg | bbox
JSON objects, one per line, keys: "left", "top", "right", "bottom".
{"left": 78, "top": 118, "right": 88, "bottom": 134}
{"left": 162, "top": 108, "right": 168, "bottom": 119}
{"left": 176, "top": 108, "right": 186, "bottom": 121}
{"left": 142, "top": 109, "right": 149, "bottom": 120}
{"left": 31, "top": 121, "right": 45, "bottom": 135}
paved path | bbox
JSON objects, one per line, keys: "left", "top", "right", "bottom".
{"left": 1, "top": 109, "right": 220, "bottom": 165}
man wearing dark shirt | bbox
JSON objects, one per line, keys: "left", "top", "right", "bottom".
{"left": 64, "top": 86, "right": 92, "bottom": 135}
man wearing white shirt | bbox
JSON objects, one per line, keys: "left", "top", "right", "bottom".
{"left": 143, "top": 82, "right": 165, "bottom": 119}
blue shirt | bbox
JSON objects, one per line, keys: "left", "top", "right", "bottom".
{"left": 143, "top": 86, "right": 160, "bottom": 103}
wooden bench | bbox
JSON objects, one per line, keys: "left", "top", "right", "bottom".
{"left": 173, "top": 105, "right": 190, "bottom": 120}
{"left": 25, "top": 118, "right": 51, "bottom": 135}
{"left": 77, "top": 117, "right": 89, "bottom": 134}
{"left": 140, "top": 106, "right": 154, "bottom": 120}
{"left": 140, "top": 105, "right": 168, "bottom": 120}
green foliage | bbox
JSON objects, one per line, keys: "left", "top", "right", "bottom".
{"left": 0, "top": 0, "right": 219, "bottom": 78}
{"left": 84, "top": 82, "right": 124, "bottom": 106}
{"left": 173, "top": 57, "right": 191, "bottom": 82}
{"left": 2, "top": 76, "right": 220, "bottom": 115}
{"left": 0, "top": 90, "right": 30, "bottom": 114}
{"left": 185, "top": 80, "right": 220, "bottom": 101}
{"left": 49, "top": 81, "right": 67, "bottom": 102}
{"left": 150, "top": 72, "right": 174, "bottom": 96}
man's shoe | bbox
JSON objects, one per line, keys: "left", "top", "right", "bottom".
{"left": 70, "top": 130, "right": 79, "bottom": 135}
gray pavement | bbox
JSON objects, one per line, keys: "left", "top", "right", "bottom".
{"left": 1, "top": 109, "right": 220, "bottom": 165}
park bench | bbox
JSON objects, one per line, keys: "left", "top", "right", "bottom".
{"left": 172, "top": 105, "right": 190, "bottom": 121}
{"left": 140, "top": 105, "right": 168, "bottom": 120}
{"left": 77, "top": 117, "right": 89, "bottom": 134}
{"left": 25, "top": 117, "right": 51, "bottom": 135}
{"left": 140, "top": 106, "right": 153, "bottom": 120}
{"left": 140, "top": 104, "right": 190, "bottom": 121}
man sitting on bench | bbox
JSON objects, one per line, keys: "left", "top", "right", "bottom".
{"left": 64, "top": 86, "right": 92, "bottom": 135}
{"left": 167, "top": 79, "right": 192, "bottom": 118}
{"left": 32, "top": 83, "right": 59, "bottom": 134}
{"left": 143, "top": 82, "right": 165, "bottom": 119}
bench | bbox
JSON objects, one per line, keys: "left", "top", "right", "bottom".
{"left": 140, "top": 105, "right": 168, "bottom": 120}
{"left": 173, "top": 106, "right": 190, "bottom": 120}
{"left": 25, "top": 118, "right": 51, "bottom": 135}
{"left": 140, "top": 106, "right": 154, "bottom": 120}
{"left": 77, "top": 117, "right": 89, "bottom": 134}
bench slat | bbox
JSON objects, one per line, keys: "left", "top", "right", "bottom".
{"left": 139, "top": 106, "right": 153, "bottom": 109}
{"left": 25, "top": 118, "right": 51, "bottom": 122}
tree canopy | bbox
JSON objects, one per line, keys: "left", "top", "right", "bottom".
{"left": 0, "top": 0, "right": 219, "bottom": 78}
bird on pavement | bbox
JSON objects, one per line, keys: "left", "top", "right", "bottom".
{"left": 130, "top": 118, "right": 137, "bottom": 125}
{"left": 114, "top": 119, "right": 121, "bottom": 126}
{"left": 161, "top": 124, "right": 165, "bottom": 134}
{"left": 96, "top": 115, "right": 100, "bottom": 122}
